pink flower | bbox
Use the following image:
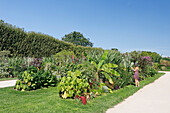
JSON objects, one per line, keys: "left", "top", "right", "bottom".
{"left": 72, "top": 55, "right": 74, "bottom": 60}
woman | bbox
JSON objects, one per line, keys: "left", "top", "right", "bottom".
{"left": 131, "top": 64, "right": 139, "bottom": 87}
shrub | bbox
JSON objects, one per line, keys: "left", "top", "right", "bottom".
{"left": 160, "top": 59, "right": 170, "bottom": 67}
{"left": 152, "top": 63, "right": 160, "bottom": 71}
{"left": 15, "top": 66, "right": 57, "bottom": 91}
{"left": 161, "top": 66, "right": 167, "bottom": 71}
{"left": 0, "top": 57, "right": 10, "bottom": 78}
{"left": 53, "top": 50, "right": 75, "bottom": 65}
{"left": 29, "top": 58, "right": 43, "bottom": 69}
{"left": 115, "top": 68, "right": 134, "bottom": 88}
{"left": 57, "top": 70, "right": 90, "bottom": 99}
{"left": 8, "top": 57, "right": 31, "bottom": 77}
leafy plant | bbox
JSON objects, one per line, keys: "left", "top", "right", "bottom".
{"left": 84, "top": 50, "right": 120, "bottom": 84}
{"left": 77, "top": 60, "right": 96, "bottom": 82}
{"left": 15, "top": 66, "right": 57, "bottom": 91}
{"left": 53, "top": 50, "right": 75, "bottom": 65}
{"left": 0, "top": 57, "right": 10, "bottom": 78}
{"left": 57, "top": 70, "right": 90, "bottom": 99}
{"left": 30, "top": 58, "right": 43, "bottom": 69}
{"left": 8, "top": 57, "right": 32, "bottom": 77}
{"left": 152, "top": 63, "right": 160, "bottom": 71}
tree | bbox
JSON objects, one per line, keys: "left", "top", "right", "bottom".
{"left": 111, "top": 48, "right": 118, "bottom": 51}
{"left": 62, "top": 31, "right": 93, "bottom": 47}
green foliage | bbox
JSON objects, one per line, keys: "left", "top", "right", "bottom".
{"left": 15, "top": 66, "right": 57, "bottom": 91}
{"left": 140, "top": 51, "right": 162, "bottom": 63}
{"left": 0, "top": 20, "right": 28, "bottom": 57}
{"left": 77, "top": 60, "right": 96, "bottom": 82}
{"left": 105, "top": 50, "right": 123, "bottom": 65}
{"left": 111, "top": 48, "right": 118, "bottom": 51}
{"left": 160, "top": 66, "right": 167, "bottom": 71}
{"left": 152, "top": 63, "right": 160, "bottom": 71}
{"left": 8, "top": 57, "right": 31, "bottom": 77}
{"left": 129, "top": 50, "right": 161, "bottom": 64}
{"left": 129, "top": 51, "right": 141, "bottom": 64}
{"left": 57, "top": 70, "right": 90, "bottom": 99}
{"left": 0, "top": 51, "right": 11, "bottom": 57}
{"left": 0, "top": 20, "right": 102, "bottom": 57}
{"left": 53, "top": 50, "right": 74, "bottom": 64}
{"left": 160, "top": 59, "right": 170, "bottom": 67}
{"left": 162, "top": 57, "right": 170, "bottom": 61}
{"left": 114, "top": 68, "right": 134, "bottom": 89}
{"left": 120, "top": 53, "right": 134, "bottom": 70}
{"left": 62, "top": 31, "right": 93, "bottom": 47}
{"left": 128, "top": 51, "right": 159, "bottom": 80}
{"left": 0, "top": 56, "right": 32, "bottom": 78}
{"left": 0, "top": 57, "right": 10, "bottom": 78}
{"left": 84, "top": 50, "right": 120, "bottom": 84}
{"left": 0, "top": 19, "right": 162, "bottom": 101}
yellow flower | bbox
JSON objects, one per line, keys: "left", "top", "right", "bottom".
{"left": 28, "top": 82, "right": 31, "bottom": 86}
{"left": 37, "top": 67, "right": 39, "bottom": 70}
{"left": 62, "top": 91, "right": 69, "bottom": 99}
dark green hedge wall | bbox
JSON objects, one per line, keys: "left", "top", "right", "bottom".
{"left": 0, "top": 20, "right": 103, "bottom": 57}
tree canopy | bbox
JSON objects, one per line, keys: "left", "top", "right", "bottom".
{"left": 62, "top": 31, "right": 93, "bottom": 47}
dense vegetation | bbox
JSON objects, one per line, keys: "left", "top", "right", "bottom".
{"left": 0, "top": 20, "right": 102, "bottom": 57}
{"left": 0, "top": 49, "right": 159, "bottom": 104}
{"left": 159, "top": 57, "right": 170, "bottom": 71}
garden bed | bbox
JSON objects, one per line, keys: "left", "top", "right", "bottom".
{"left": 0, "top": 73, "right": 164, "bottom": 113}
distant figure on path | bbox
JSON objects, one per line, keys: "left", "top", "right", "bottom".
{"left": 131, "top": 63, "right": 139, "bottom": 87}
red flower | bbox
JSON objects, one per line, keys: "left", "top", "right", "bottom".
{"left": 80, "top": 96, "right": 87, "bottom": 105}
{"left": 89, "top": 82, "right": 93, "bottom": 86}
{"left": 75, "top": 95, "right": 79, "bottom": 98}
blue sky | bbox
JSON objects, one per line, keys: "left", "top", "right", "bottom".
{"left": 0, "top": 0, "right": 170, "bottom": 56}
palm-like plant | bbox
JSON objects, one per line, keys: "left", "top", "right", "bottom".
{"left": 105, "top": 50, "right": 123, "bottom": 65}
{"left": 84, "top": 50, "right": 120, "bottom": 84}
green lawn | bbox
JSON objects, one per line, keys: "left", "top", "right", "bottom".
{"left": 0, "top": 73, "right": 164, "bottom": 113}
{"left": 0, "top": 77, "right": 17, "bottom": 81}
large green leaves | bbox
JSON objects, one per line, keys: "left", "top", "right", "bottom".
{"left": 101, "top": 72, "right": 113, "bottom": 84}
{"left": 57, "top": 70, "right": 90, "bottom": 99}
{"left": 84, "top": 50, "right": 120, "bottom": 84}
{"left": 97, "top": 50, "right": 108, "bottom": 70}
{"left": 102, "top": 63, "right": 119, "bottom": 76}
{"left": 15, "top": 66, "right": 57, "bottom": 91}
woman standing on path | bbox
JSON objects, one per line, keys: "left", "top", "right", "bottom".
{"left": 131, "top": 64, "right": 139, "bottom": 87}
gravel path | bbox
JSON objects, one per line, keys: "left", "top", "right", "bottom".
{"left": 0, "top": 80, "right": 17, "bottom": 88}
{"left": 106, "top": 71, "right": 170, "bottom": 113}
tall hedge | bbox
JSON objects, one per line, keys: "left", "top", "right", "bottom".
{"left": 0, "top": 20, "right": 103, "bottom": 57}
{"left": 0, "top": 20, "right": 27, "bottom": 57}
